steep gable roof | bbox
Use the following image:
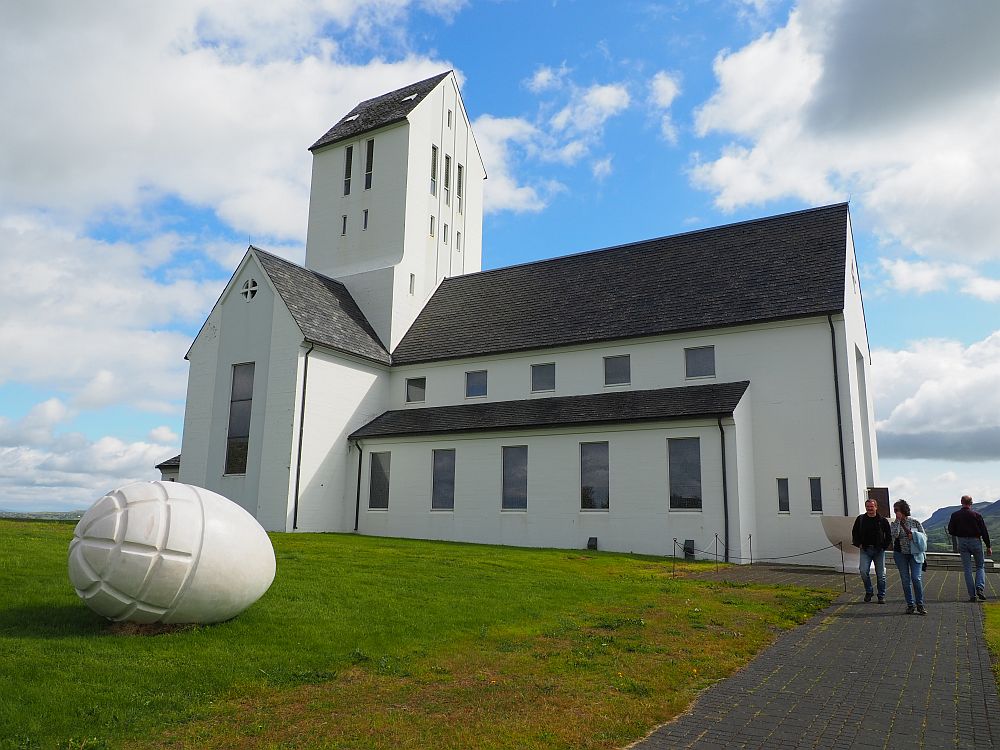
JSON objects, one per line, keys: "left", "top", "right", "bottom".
{"left": 392, "top": 204, "right": 850, "bottom": 365}
{"left": 350, "top": 381, "right": 750, "bottom": 439}
{"left": 309, "top": 71, "right": 452, "bottom": 152}
{"left": 253, "top": 248, "right": 390, "bottom": 365}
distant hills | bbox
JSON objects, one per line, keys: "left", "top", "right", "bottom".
{"left": 0, "top": 510, "right": 84, "bottom": 522}
{"left": 923, "top": 500, "right": 1000, "bottom": 552}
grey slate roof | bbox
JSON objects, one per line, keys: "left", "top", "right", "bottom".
{"left": 155, "top": 454, "right": 180, "bottom": 470}
{"left": 392, "top": 204, "right": 850, "bottom": 365}
{"left": 349, "top": 381, "right": 750, "bottom": 440}
{"left": 309, "top": 71, "right": 452, "bottom": 152}
{"left": 254, "top": 248, "right": 391, "bottom": 365}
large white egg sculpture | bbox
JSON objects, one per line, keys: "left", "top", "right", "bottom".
{"left": 68, "top": 481, "right": 276, "bottom": 624}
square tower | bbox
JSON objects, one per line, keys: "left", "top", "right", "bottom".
{"left": 304, "top": 71, "right": 486, "bottom": 350}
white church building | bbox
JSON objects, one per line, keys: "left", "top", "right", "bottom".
{"left": 166, "top": 71, "right": 881, "bottom": 566}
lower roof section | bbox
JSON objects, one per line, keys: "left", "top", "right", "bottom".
{"left": 349, "top": 381, "right": 750, "bottom": 440}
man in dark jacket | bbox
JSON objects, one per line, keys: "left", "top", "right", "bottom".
{"left": 852, "top": 498, "right": 892, "bottom": 602}
{"left": 948, "top": 495, "right": 992, "bottom": 602}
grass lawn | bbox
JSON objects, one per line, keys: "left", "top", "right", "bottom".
{"left": 1, "top": 519, "right": 834, "bottom": 750}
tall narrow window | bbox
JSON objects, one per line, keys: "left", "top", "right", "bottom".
{"left": 362, "top": 208, "right": 369, "bottom": 230}
{"left": 668, "top": 438, "right": 702, "bottom": 510}
{"left": 225, "top": 363, "right": 254, "bottom": 475}
{"left": 810, "top": 477, "right": 823, "bottom": 512}
{"left": 502, "top": 446, "right": 528, "bottom": 510}
{"left": 604, "top": 355, "right": 630, "bottom": 385}
{"left": 405, "top": 377, "right": 426, "bottom": 403}
{"left": 531, "top": 363, "right": 555, "bottom": 392}
{"left": 777, "top": 478, "right": 790, "bottom": 512}
{"left": 341, "top": 215, "right": 347, "bottom": 236}
{"left": 429, "top": 215, "right": 435, "bottom": 237}
{"left": 685, "top": 346, "right": 716, "bottom": 378}
{"left": 456, "top": 231, "right": 461, "bottom": 252}
{"left": 409, "top": 273, "right": 415, "bottom": 295}
{"left": 369, "top": 452, "right": 390, "bottom": 509}
{"left": 443, "top": 223, "right": 449, "bottom": 244}
{"left": 343, "top": 145, "right": 353, "bottom": 195}
{"left": 444, "top": 154, "right": 451, "bottom": 205}
{"left": 447, "top": 109, "right": 453, "bottom": 128}
{"left": 465, "top": 370, "right": 487, "bottom": 398}
{"left": 432, "top": 449, "right": 456, "bottom": 510}
{"left": 364, "top": 138, "right": 374, "bottom": 189}
{"left": 430, "top": 145, "right": 438, "bottom": 196}
{"left": 581, "top": 442, "right": 609, "bottom": 510}
{"left": 457, "top": 163, "right": 464, "bottom": 213}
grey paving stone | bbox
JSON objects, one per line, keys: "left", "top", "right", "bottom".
{"left": 629, "top": 565, "right": 1000, "bottom": 750}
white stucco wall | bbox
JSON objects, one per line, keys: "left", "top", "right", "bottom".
{"left": 356, "top": 419, "right": 730, "bottom": 557}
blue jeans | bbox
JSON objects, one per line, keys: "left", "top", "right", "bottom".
{"left": 859, "top": 546, "right": 886, "bottom": 597}
{"left": 893, "top": 551, "right": 924, "bottom": 606}
{"left": 956, "top": 536, "right": 986, "bottom": 596}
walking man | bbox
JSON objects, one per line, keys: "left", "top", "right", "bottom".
{"left": 948, "top": 495, "right": 992, "bottom": 602}
{"left": 852, "top": 498, "right": 892, "bottom": 603}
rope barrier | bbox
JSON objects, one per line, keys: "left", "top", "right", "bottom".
{"left": 674, "top": 540, "right": 841, "bottom": 562}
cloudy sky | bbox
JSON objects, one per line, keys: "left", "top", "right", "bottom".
{"left": 1, "top": 0, "right": 998, "bottom": 522}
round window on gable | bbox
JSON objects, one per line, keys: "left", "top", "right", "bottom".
{"left": 241, "top": 278, "right": 258, "bottom": 301}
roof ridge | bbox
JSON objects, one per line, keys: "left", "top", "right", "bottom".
{"left": 443, "top": 202, "right": 849, "bottom": 286}
{"left": 352, "top": 70, "right": 452, "bottom": 110}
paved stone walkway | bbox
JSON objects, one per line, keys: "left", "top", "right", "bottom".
{"left": 630, "top": 564, "right": 1000, "bottom": 749}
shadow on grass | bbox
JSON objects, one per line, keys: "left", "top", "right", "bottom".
{"left": 0, "top": 603, "right": 106, "bottom": 638}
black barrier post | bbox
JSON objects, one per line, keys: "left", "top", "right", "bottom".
{"left": 714, "top": 534, "right": 720, "bottom": 572}
{"left": 672, "top": 538, "right": 677, "bottom": 578}
{"left": 748, "top": 534, "right": 753, "bottom": 566}
{"left": 839, "top": 542, "right": 847, "bottom": 592}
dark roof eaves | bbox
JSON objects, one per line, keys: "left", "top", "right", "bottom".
{"left": 308, "top": 115, "right": 409, "bottom": 152}
{"left": 304, "top": 336, "right": 392, "bottom": 367}
{"left": 390, "top": 310, "right": 845, "bottom": 366}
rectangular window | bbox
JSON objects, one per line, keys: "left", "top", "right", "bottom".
{"left": 429, "top": 215, "right": 435, "bottom": 237}
{"left": 444, "top": 154, "right": 451, "bottom": 205}
{"left": 685, "top": 346, "right": 716, "bottom": 378}
{"left": 341, "top": 215, "right": 347, "bottom": 236}
{"left": 456, "top": 231, "right": 461, "bottom": 251}
{"left": 225, "top": 363, "right": 254, "bottom": 474}
{"left": 580, "top": 442, "right": 609, "bottom": 510}
{"left": 447, "top": 109, "right": 453, "bottom": 128}
{"left": 603, "top": 354, "right": 630, "bottom": 386}
{"left": 430, "top": 145, "right": 438, "bottom": 195}
{"left": 405, "top": 377, "right": 426, "bottom": 403}
{"left": 343, "top": 145, "right": 353, "bottom": 195}
{"left": 777, "top": 478, "right": 790, "bottom": 513}
{"left": 502, "top": 446, "right": 528, "bottom": 511}
{"left": 409, "top": 273, "right": 415, "bottom": 295}
{"left": 369, "top": 452, "right": 390, "bottom": 509}
{"left": 456, "top": 164, "right": 464, "bottom": 213}
{"left": 465, "top": 370, "right": 487, "bottom": 398}
{"left": 362, "top": 208, "right": 369, "bottom": 230}
{"left": 364, "top": 138, "right": 374, "bottom": 189}
{"left": 810, "top": 477, "right": 823, "bottom": 512}
{"left": 668, "top": 438, "right": 702, "bottom": 510}
{"left": 432, "top": 449, "right": 456, "bottom": 510}
{"left": 531, "top": 363, "right": 555, "bottom": 392}
{"left": 443, "top": 223, "right": 449, "bottom": 244}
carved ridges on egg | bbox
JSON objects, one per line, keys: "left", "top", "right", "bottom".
{"left": 68, "top": 481, "right": 207, "bottom": 623}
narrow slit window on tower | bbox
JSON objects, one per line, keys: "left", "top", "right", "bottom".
{"left": 443, "top": 223, "right": 449, "bottom": 244}
{"left": 341, "top": 215, "right": 347, "bottom": 236}
{"left": 409, "top": 273, "right": 415, "bottom": 295}
{"left": 430, "top": 145, "right": 438, "bottom": 196}
{"left": 444, "top": 154, "right": 451, "bottom": 205}
{"left": 343, "top": 145, "right": 352, "bottom": 195}
{"left": 364, "top": 138, "right": 374, "bottom": 189}
{"left": 447, "top": 109, "right": 453, "bottom": 128}
{"left": 456, "top": 231, "right": 461, "bottom": 252}
{"left": 456, "top": 163, "right": 464, "bottom": 213}
{"left": 362, "top": 208, "right": 369, "bottom": 230}
{"left": 429, "top": 215, "right": 435, "bottom": 237}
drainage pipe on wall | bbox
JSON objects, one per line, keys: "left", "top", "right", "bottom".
{"left": 827, "top": 315, "right": 850, "bottom": 517}
{"left": 291, "top": 343, "right": 315, "bottom": 530}
{"left": 353, "top": 440, "right": 363, "bottom": 531}
{"left": 717, "top": 418, "right": 730, "bottom": 563}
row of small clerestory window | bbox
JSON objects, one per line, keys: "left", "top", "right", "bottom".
{"left": 404, "top": 346, "right": 717, "bottom": 404}
{"left": 367, "top": 437, "right": 704, "bottom": 513}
